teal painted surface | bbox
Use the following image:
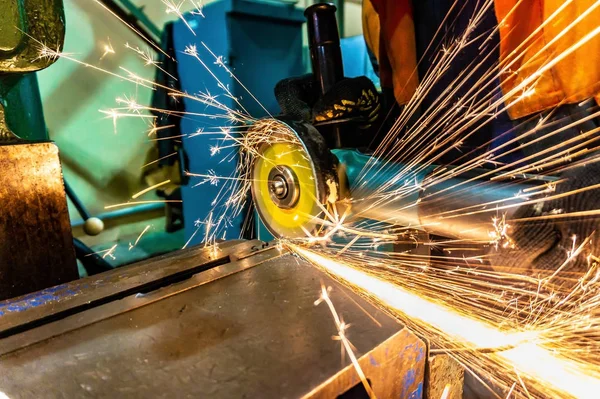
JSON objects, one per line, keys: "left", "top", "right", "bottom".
{"left": 177, "top": 0, "right": 306, "bottom": 244}
{"left": 0, "top": 74, "right": 48, "bottom": 140}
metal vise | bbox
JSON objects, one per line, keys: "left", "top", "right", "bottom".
{"left": 0, "top": 0, "right": 78, "bottom": 300}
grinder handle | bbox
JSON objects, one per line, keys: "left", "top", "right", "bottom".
{"left": 305, "top": 3, "right": 345, "bottom": 95}
{"left": 305, "top": 3, "right": 344, "bottom": 147}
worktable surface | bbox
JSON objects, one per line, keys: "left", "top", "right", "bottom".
{"left": 0, "top": 249, "right": 421, "bottom": 398}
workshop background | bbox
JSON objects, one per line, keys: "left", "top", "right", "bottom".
{"left": 39, "top": 0, "right": 363, "bottom": 267}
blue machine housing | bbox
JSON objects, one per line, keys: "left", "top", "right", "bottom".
{"left": 172, "top": 0, "right": 306, "bottom": 245}
{"left": 340, "top": 35, "right": 380, "bottom": 89}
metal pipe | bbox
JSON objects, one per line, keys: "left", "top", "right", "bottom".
{"left": 334, "top": 149, "right": 547, "bottom": 242}
{"left": 73, "top": 237, "right": 113, "bottom": 276}
{"left": 71, "top": 203, "right": 165, "bottom": 232}
{"left": 64, "top": 179, "right": 92, "bottom": 221}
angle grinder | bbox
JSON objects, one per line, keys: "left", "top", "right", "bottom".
{"left": 249, "top": 3, "right": 540, "bottom": 242}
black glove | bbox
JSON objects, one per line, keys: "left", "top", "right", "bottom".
{"left": 274, "top": 74, "right": 381, "bottom": 129}
{"left": 491, "top": 162, "right": 600, "bottom": 274}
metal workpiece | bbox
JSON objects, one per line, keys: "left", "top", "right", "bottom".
{"left": 334, "top": 149, "right": 537, "bottom": 242}
{"left": 307, "top": 328, "right": 426, "bottom": 399}
{"left": 0, "top": 248, "right": 426, "bottom": 398}
{"left": 425, "top": 354, "right": 464, "bottom": 399}
{"left": 0, "top": 140, "right": 78, "bottom": 300}
{"left": 0, "top": 104, "right": 78, "bottom": 301}
{"left": 0, "top": 239, "right": 262, "bottom": 337}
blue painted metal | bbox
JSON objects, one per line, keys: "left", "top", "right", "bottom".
{"left": 0, "top": 284, "right": 81, "bottom": 316}
{"left": 340, "top": 35, "right": 380, "bottom": 88}
{"left": 174, "top": 0, "right": 305, "bottom": 245}
{"left": 0, "top": 74, "right": 49, "bottom": 141}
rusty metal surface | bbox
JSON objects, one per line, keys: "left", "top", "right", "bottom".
{"left": 0, "top": 0, "right": 65, "bottom": 73}
{"left": 426, "top": 354, "right": 464, "bottom": 399}
{"left": 0, "top": 241, "right": 283, "bottom": 355}
{"left": 0, "top": 252, "right": 426, "bottom": 398}
{"left": 0, "top": 239, "right": 262, "bottom": 335}
{"left": 305, "top": 328, "right": 426, "bottom": 399}
{"left": 0, "top": 139, "right": 78, "bottom": 301}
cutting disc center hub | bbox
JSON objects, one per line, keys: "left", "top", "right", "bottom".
{"left": 268, "top": 166, "right": 300, "bottom": 209}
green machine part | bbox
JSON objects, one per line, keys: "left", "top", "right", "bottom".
{"left": 0, "top": 0, "right": 66, "bottom": 140}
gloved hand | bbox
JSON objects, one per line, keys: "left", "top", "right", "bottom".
{"left": 274, "top": 74, "right": 381, "bottom": 129}
{"left": 491, "top": 162, "right": 600, "bottom": 274}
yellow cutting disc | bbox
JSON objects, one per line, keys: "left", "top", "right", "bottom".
{"left": 250, "top": 120, "right": 325, "bottom": 239}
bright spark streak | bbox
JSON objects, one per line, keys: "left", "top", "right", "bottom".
{"left": 104, "top": 200, "right": 182, "bottom": 210}
{"left": 440, "top": 385, "right": 451, "bottom": 399}
{"left": 163, "top": 0, "right": 196, "bottom": 35}
{"left": 85, "top": 244, "right": 117, "bottom": 260}
{"left": 99, "top": 109, "right": 154, "bottom": 119}
{"left": 99, "top": 38, "right": 115, "bottom": 60}
{"left": 91, "top": 0, "right": 169, "bottom": 57}
{"left": 37, "top": 45, "right": 155, "bottom": 90}
{"left": 203, "top": 212, "right": 214, "bottom": 245}
{"left": 147, "top": 123, "right": 176, "bottom": 137}
{"left": 131, "top": 179, "right": 171, "bottom": 199}
{"left": 129, "top": 225, "right": 152, "bottom": 250}
{"left": 314, "top": 285, "right": 376, "bottom": 399}
{"left": 293, "top": 246, "right": 600, "bottom": 399}
{"left": 141, "top": 152, "right": 178, "bottom": 169}
{"left": 189, "top": 0, "right": 205, "bottom": 17}
{"left": 125, "top": 43, "right": 178, "bottom": 81}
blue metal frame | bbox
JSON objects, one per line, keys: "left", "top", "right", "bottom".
{"left": 173, "top": 0, "right": 305, "bottom": 245}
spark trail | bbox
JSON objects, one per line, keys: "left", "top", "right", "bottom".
{"left": 293, "top": 245, "right": 600, "bottom": 399}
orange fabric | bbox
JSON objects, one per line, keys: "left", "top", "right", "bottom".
{"left": 363, "top": 0, "right": 600, "bottom": 119}
{"left": 496, "top": 0, "right": 600, "bottom": 119}
{"left": 362, "top": 0, "right": 418, "bottom": 105}
{"left": 362, "top": 0, "right": 380, "bottom": 67}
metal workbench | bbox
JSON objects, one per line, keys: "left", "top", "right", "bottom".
{"left": 0, "top": 240, "right": 428, "bottom": 398}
